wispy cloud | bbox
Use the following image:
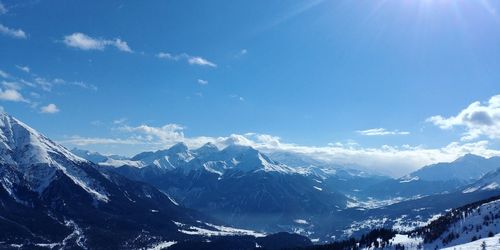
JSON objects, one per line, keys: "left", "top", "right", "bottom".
{"left": 119, "top": 124, "right": 185, "bottom": 143}
{"left": 0, "top": 88, "right": 27, "bottom": 102}
{"left": 156, "top": 52, "right": 217, "bottom": 68}
{"left": 0, "top": 67, "right": 97, "bottom": 113}
{"left": 234, "top": 49, "right": 248, "bottom": 58}
{"left": 15, "top": 65, "right": 30, "bottom": 73}
{"left": 1, "top": 67, "right": 96, "bottom": 92}
{"left": 427, "top": 94, "right": 500, "bottom": 141}
{"left": 187, "top": 56, "right": 216, "bottom": 67}
{"left": 60, "top": 136, "right": 142, "bottom": 146}
{"left": 63, "top": 32, "right": 132, "bottom": 52}
{"left": 0, "top": 24, "right": 27, "bottom": 39}
{"left": 0, "top": 70, "right": 9, "bottom": 78}
{"left": 0, "top": 2, "right": 7, "bottom": 15}
{"left": 40, "top": 103, "right": 59, "bottom": 114}
{"left": 357, "top": 128, "right": 410, "bottom": 136}
{"left": 34, "top": 77, "right": 97, "bottom": 92}
{"left": 197, "top": 79, "right": 208, "bottom": 85}
{"left": 30, "top": 92, "right": 40, "bottom": 98}
{"left": 2, "top": 81, "right": 22, "bottom": 90}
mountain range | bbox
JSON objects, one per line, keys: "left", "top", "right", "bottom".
{"left": 4, "top": 111, "right": 500, "bottom": 248}
{"left": 72, "top": 135, "right": 500, "bottom": 242}
{"left": 97, "top": 142, "right": 352, "bottom": 238}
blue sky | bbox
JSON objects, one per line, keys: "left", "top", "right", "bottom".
{"left": 1, "top": 0, "right": 500, "bottom": 176}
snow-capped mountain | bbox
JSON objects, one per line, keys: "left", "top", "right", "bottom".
{"left": 70, "top": 147, "right": 141, "bottom": 168}
{"left": 130, "top": 142, "right": 194, "bottom": 170}
{"left": 104, "top": 143, "right": 350, "bottom": 239}
{"left": 410, "top": 154, "right": 500, "bottom": 182}
{"left": 123, "top": 142, "right": 304, "bottom": 176}
{"left": 365, "top": 154, "right": 500, "bottom": 199}
{"left": 0, "top": 113, "right": 108, "bottom": 202}
{"left": 0, "top": 112, "right": 311, "bottom": 249}
{"left": 75, "top": 139, "right": 500, "bottom": 243}
{"left": 0, "top": 112, "right": 195, "bottom": 247}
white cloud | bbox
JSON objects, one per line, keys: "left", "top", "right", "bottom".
{"left": 240, "top": 49, "right": 248, "bottom": 55}
{"left": 0, "top": 24, "right": 27, "bottom": 39}
{"left": 187, "top": 56, "right": 216, "bottom": 67}
{"left": 40, "top": 103, "right": 59, "bottom": 114}
{"left": 34, "top": 77, "right": 96, "bottom": 91}
{"left": 63, "top": 33, "right": 132, "bottom": 52}
{"left": 357, "top": 128, "right": 410, "bottom": 136}
{"left": 119, "top": 124, "right": 185, "bottom": 143}
{"left": 2, "top": 81, "right": 22, "bottom": 90}
{"left": 15, "top": 65, "right": 30, "bottom": 73}
{"left": 426, "top": 94, "right": 500, "bottom": 141}
{"left": 0, "top": 88, "right": 26, "bottom": 102}
{"left": 197, "top": 79, "right": 208, "bottom": 85}
{"left": 112, "top": 38, "right": 132, "bottom": 52}
{"left": 156, "top": 52, "right": 176, "bottom": 59}
{"left": 156, "top": 52, "right": 217, "bottom": 68}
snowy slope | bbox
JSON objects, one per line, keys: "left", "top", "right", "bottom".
{"left": 424, "top": 197, "right": 500, "bottom": 249}
{"left": 0, "top": 112, "right": 110, "bottom": 202}
{"left": 362, "top": 196, "right": 500, "bottom": 250}
{"left": 70, "top": 148, "right": 143, "bottom": 168}
{"left": 464, "top": 167, "right": 500, "bottom": 194}
{"left": 440, "top": 233, "right": 500, "bottom": 250}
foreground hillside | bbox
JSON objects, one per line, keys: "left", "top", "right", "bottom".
{"left": 306, "top": 195, "right": 500, "bottom": 249}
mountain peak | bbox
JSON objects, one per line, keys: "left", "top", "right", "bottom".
{"left": 200, "top": 142, "right": 218, "bottom": 149}
{"left": 194, "top": 142, "right": 220, "bottom": 155}
{"left": 222, "top": 144, "right": 257, "bottom": 154}
{"left": 454, "top": 153, "right": 485, "bottom": 163}
{"left": 168, "top": 142, "right": 189, "bottom": 152}
{"left": 0, "top": 112, "right": 111, "bottom": 202}
{"left": 0, "top": 112, "right": 84, "bottom": 166}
